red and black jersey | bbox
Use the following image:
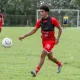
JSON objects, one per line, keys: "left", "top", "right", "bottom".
{"left": 40, "top": 17, "right": 55, "bottom": 31}
{"left": 35, "top": 16, "right": 60, "bottom": 41}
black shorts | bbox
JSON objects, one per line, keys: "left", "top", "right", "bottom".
{"left": 63, "top": 20, "right": 68, "bottom": 24}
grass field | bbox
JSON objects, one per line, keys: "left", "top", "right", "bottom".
{"left": 0, "top": 27, "right": 80, "bottom": 80}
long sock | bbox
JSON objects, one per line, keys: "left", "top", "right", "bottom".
{"left": 35, "top": 66, "right": 40, "bottom": 74}
{"left": 57, "top": 61, "right": 62, "bottom": 66}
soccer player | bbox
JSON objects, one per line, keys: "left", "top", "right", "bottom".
{"left": 19, "top": 5, "right": 62, "bottom": 77}
{"left": 0, "top": 12, "right": 4, "bottom": 33}
{"left": 63, "top": 15, "right": 69, "bottom": 29}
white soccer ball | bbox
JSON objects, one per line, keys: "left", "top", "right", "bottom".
{"left": 2, "top": 38, "right": 12, "bottom": 48}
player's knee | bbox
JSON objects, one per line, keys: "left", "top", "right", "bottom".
{"left": 48, "top": 56, "right": 52, "bottom": 60}
{"left": 41, "top": 50, "right": 46, "bottom": 59}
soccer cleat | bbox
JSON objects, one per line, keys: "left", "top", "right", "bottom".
{"left": 31, "top": 70, "right": 36, "bottom": 77}
{"left": 57, "top": 64, "right": 62, "bottom": 73}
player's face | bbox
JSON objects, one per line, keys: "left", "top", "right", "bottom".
{"left": 40, "top": 9, "right": 48, "bottom": 18}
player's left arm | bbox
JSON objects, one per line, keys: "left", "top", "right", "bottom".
{"left": 52, "top": 18, "right": 62, "bottom": 44}
{"left": 56, "top": 25, "right": 62, "bottom": 44}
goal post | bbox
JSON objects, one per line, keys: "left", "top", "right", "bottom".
{"left": 36, "top": 9, "right": 80, "bottom": 27}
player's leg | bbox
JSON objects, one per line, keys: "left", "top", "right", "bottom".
{"left": 47, "top": 52, "right": 59, "bottom": 64}
{"left": 66, "top": 23, "right": 68, "bottom": 28}
{"left": 36, "top": 50, "right": 47, "bottom": 72}
{"left": 63, "top": 24, "right": 66, "bottom": 29}
{"left": 47, "top": 52, "right": 62, "bottom": 73}
{"left": 44, "top": 40, "right": 62, "bottom": 73}
{"left": 31, "top": 49, "right": 47, "bottom": 77}
{"left": 63, "top": 20, "right": 65, "bottom": 29}
{"left": 64, "top": 24, "right": 67, "bottom": 29}
{"left": 63, "top": 21, "right": 68, "bottom": 29}
{"left": 63, "top": 24, "right": 64, "bottom": 29}
{"left": 0, "top": 26, "right": 2, "bottom": 33}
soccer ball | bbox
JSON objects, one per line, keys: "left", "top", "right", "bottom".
{"left": 2, "top": 38, "right": 12, "bottom": 48}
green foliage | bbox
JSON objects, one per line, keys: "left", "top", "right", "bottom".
{"left": 71, "top": 0, "right": 80, "bottom": 9}
{"left": 0, "top": 0, "right": 80, "bottom": 15}
{"left": 0, "top": 0, "right": 80, "bottom": 26}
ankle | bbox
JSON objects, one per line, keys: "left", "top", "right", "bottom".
{"left": 35, "top": 66, "right": 40, "bottom": 74}
{"left": 57, "top": 61, "right": 62, "bottom": 66}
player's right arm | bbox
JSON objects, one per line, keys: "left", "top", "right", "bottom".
{"left": 19, "top": 27, "right": 38, "bottom": 40}
{"left": 19, "top": 19, "right": 41, "bottom": 41}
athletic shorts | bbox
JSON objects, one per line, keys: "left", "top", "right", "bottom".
{"left": 42, "top": 40, "right": 55, "bottom": 54}
{"left": 63, "top": 20, "right": 68, "bottom": 24}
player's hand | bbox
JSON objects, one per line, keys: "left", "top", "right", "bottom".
{"left": 19, "top": 36, "right": 24, "bottom": 41}
{"left": 55, "top": 38, "right": 59, "bottom": 45}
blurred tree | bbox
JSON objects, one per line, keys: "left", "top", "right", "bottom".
{"left": 71, "top": 0, "right": 80, "bottom": 9}
{"left": 0, "top": 0, "right": 8, "bottom": 12}
{"left": 0, "top": 0, "right": 80, "bottom": 26}
{"left": 0, "top": 0, "right": 80, "bottom": 15}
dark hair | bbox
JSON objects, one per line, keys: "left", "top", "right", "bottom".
{"left": 40, "top": 5, "right": 49, "bottom": 12}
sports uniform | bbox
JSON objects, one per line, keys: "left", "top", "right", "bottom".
{"left": 35, "top": 16, "right": 60, "bottom": 53}
{"left": 19, "top": 5, "right": 62, "bottom": 77}
{"left": 0, "top": 13, "right": 4, "bottom": 31}
{"left": 63, "top": 15, "right": 69, "bottom": 24}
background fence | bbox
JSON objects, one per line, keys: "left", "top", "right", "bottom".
{"left": 4, "top": 14, "right": 80, "bottom": 27}
{"left": 4, "top": 15, "right": 36, "bottom": 27}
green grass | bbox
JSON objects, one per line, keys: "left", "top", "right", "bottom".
{"left": 0, "top": 27, "right": 80, "bottom": 80}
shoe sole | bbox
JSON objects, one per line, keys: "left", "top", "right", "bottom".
{"left": 57, "top": 65, "right": 63, "bottom": 73}
{"left": 31, "top": 71, "right": 36, "bottom": 77}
